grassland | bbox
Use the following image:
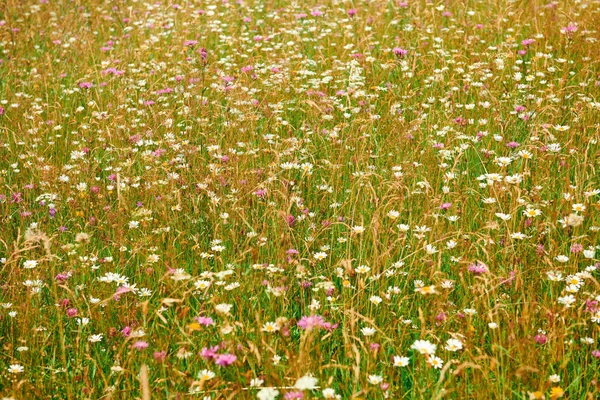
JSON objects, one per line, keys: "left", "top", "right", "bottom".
{"left": 0, "top": 0, "right": 599, "bottom": 398}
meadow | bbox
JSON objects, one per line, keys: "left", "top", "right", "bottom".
{"left": 0, "top": 0, "right": 599, "bottom": 398}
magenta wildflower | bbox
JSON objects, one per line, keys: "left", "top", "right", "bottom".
{"left": 501, "top": 271, "right": 516, "bottom": 286}
{"left": 154, "top": 350, "right": 167, "bottom": 362}
{"left": 297, "top": 315, "right": 325, "bottom": 330}
{"left": 66, "top": 308, "right": 78, "bottom": 318}
{"left": 121, "top": 326, "right": 132, "bottom": 337}
{"left": 534, "top": 334, "right": 547, "bottom": 345}
{"left": 467, "top": 261, "right": 488, "bottom": 274}
{"left": 198, "top": 47, "right": 208, "bottom": 61}
{"left": 393, "top": 47, "right": 408, "bottom": 56}
{"left": 286, "top": 214, "right": 296, "bottom": 226}
{"left": 321, "top": 321, "right": 339, "bottom": 332}
{"left": 200, "top": 346, "right": 219, "bottom": 359}
{"left": 132, "top": 341, "right": 149, "bottom": 350}
{"left": 115, "top": 286, "right": 133, "bottom": 296}
{"left": 564, "top": 22, "right": 578, "bottom": 33}
{"left": 585, "top": 300, "right": 598, "bottom": 313}
{"left": 195, "top": 316, "right": 215, "bottom": 326}
{"left": 300, "top": 281, "right": 312, "bottom": 289}
{"left": 214, "top": 353, "right": 237, "bottom": 366}
{"left": 570, "top": 243, "right": 583, "bottom": 253}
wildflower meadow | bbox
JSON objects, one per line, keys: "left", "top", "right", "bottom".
{"left": 1, "top": 0, "right": 599, "bottom": 398}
